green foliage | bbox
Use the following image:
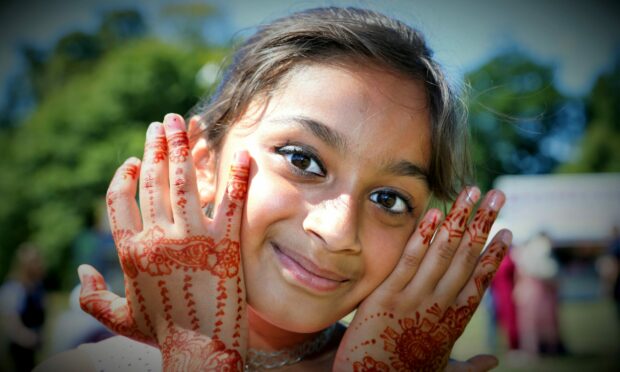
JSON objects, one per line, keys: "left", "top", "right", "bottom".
{"left": 465, "top": 52, "right": 570, "bottom": 190}
{"left": 21, "top": 10, "right": 147, "bottom": 104}
{"left": 0, "top": 38, "right": 227, "bottom": 285}
{"left": 558, "top": 58, "right": 620, "bottom": 173}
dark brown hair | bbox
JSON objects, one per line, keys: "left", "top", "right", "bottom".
{"left": 189, "top": 7, "right": 471, "bottom": 201}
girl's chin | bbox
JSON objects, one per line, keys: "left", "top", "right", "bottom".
{"left": 247, "top": 303, "right": 341, "bottom": 334}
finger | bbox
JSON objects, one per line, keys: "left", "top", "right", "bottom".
{"left": 408, "top": 187, "right": 480, "bottom": 293}
{"left": 382, "top": 208, "right": 442, "bottom": 292}
{"left": 435, "top": 190, "right": 505, "bottom": 299}
{"left": 163, "top": 113, "right": 203, "bottom": 231}
{"left": 446, "top": 355, "right": 499, "bottom": 372}
{"left": 212, "top": 150, "right": 250, "bottom": 240}
{"left": 140, "top": 122, "right": 173, "bottom": 227}
{"left": 106, "top": 157, "right": 143, "bottom": 235}
{"left": 466, "top": 354, "right": 499, "bottom": 371}
{"left": 456, "top": 229, "right": 512, "bottom": 305}
{"left": 187, "top": 115, "right": 203, "bottom": 145}
{"left": 77, "top": 265, "right": 151, "bottom": 343}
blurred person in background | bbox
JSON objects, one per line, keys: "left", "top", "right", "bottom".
{"left": 513, "top": 231, "right": 566, "bottom": 357}
{"left": 609, "top": 226, "right": 620, "bottom": 320}
{"left": 0, "top": 242, "right": 47, "bottom": 372}
{"left": 490, "top": 246, "right": 519, "bottom": 352}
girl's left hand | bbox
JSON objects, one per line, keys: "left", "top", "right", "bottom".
{"left": 333, "top": 187, "right": 511, "bottom": 372}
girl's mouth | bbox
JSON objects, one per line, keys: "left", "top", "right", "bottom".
{"left": 271, "top": 242, "right": 348, "bottom": 293}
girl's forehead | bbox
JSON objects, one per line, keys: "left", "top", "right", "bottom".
{"left": 223, "top": 62, "right": 432, "bottom": 188}
{"left": 265, "top": 63, "right": 430, "bottom": 152}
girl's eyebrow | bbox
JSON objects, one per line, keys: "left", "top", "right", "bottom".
{"left": 272, "top": 115, "right": 348, "bottom": 153}
{"left": 384, "top": 160, "right": 429, "bottom": 184}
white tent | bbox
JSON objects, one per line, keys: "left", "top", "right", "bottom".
{"left": 490, "top": 173, "right": 620, "bottom": 246}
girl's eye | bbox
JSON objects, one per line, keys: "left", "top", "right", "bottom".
{"left": 369, "top": 190, "right": 413, "bottom": 215}
{"left": 276, "top": 145, "right": 325, "bottom": 177}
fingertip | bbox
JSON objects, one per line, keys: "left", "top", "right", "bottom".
{"left": 233, "top": 150, "right": 250, "bottom": 166}
{"left": 77, "top": 264, "right": 89, "bottom": 282}
{"left": 164, "top": 113, "right": 186, "bottom": 131}
{"left": 499, "top": 229, "right": 513, "bottom": 246}
{"left": 486, "top": 189, "right": 506, "bottom": 211}
{"left": 464, "top": 185, "right": 481, "bottom": 204}
{"left": 468, "top": 354, "right": 499, "bottom": 370}
{"left": 126, "top": 157, "right": 141, "bottom": 165}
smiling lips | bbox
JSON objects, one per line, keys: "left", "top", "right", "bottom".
{"left": 272, "top": 242, "right": 349, "bottom": 293}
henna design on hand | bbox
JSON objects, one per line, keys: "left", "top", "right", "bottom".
{"left": 123, "top": 164, "right": 139, "bottom": 180}
{"left": 475, "top": 240, "right": 506, "bottom": 297}
{"left": 148, "top": 135, "right": 168, "bottom": 164}
{"left": 115, "top": 226, "right": 240, "bottom": 278}
{"left": 418, "top": 213, "right": 439, "bottom": 245}
{"left": 228, "top": 164, "right": 249, "bottom": 200}
{"left": 466, "top": 209, "right": 497, "bottom": 247}
{"left": 168, "top": 132, "right": 190, "bottom": 164}
{"left": 161, "top": 328, "right": 243, "bottom": 371}
{"left": 353, "top": 355, "right": 390, "bottom": 372}
{"left": 82, "top": 116, "right": 251, "bottom": 371}
{"left": 79, "top": 269, "right": 152, "bottom": 344}
{"left": 380, "top": 297, "right": 479, "bottom": 372}
{"left": 440, "top": 205, "right": 470, "bottom": 243}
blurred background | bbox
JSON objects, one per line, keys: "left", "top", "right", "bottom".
{"left": 0, "top": 0, "right": 618, "bottom": 371}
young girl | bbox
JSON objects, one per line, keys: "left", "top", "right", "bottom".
{"left": 37, "top": 7, "right": 511, "bottom": 372}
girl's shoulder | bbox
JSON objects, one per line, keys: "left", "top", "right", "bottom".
{"left": 34, "top": 336, "right": 161, "bottom": 372}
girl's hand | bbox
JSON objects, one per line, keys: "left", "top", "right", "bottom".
{"left": 334, "top": 187, "right": 511, "bottom": 372}
{"left": 78, "top": 114, "right": 250, "bottom": 371}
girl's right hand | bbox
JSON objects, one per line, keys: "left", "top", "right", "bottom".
{"left": 78, "top": 113, "right": 250, "bottom": 371}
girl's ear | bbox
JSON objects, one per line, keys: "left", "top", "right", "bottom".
{"left": 188, "top": 116, "right": 217, "bottom": 206}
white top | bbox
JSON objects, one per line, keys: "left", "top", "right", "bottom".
{"left": 78, "top": 336, "right": 162, "bottom": 372}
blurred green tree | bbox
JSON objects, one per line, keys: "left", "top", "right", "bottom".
{"left": 557, "top": 57, "right": 620, "bottom": 173}
{"left": 465, "top": 52, "right": 580, "bottom": 190}
{"left": 0, "top": 34, "right": 227, "bottom": 287}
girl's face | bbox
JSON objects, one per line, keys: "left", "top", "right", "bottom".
{"left": 207, "top": 62, "right": 431, "bottom": 332}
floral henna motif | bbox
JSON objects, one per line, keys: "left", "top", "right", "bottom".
{"left": 122, "top": 226, "right": 241, "bottom": 279}
{"left": 353, "top": 355, "right": 390, "bottom": 372}
{"left": 378, "top": 297, "right": 480, "bottom": 372}
{"left": 161, "top": 329, "right": 243, "bottom": 371}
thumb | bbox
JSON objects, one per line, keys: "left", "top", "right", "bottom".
{"left": 466, "top": 354, "right": 499, "bottom": 371}
{"left": 77, "top": 265, "right": 151, "bottom": 343}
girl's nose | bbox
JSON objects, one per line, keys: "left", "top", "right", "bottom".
{"left": 303, "top": 194, "right": 361, "bottom": 253}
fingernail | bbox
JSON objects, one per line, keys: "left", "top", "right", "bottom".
{"left": 164, "top": 113, "right": 184, "bottom": 131}
{"left": 77, "top": 264, "right": 88, "bottom": 281}
{"left": 501, "top": 230, "right": 513, "bottom": 246}
{"left": 234, "top": 150, "right": 249, "bottom": 165}
{"left": 147, "top": 122, "right": 161, "bottom": 138}
{"left": 464, "top": 186, "right": 481, "bottom": 204}
{"left": 487, "top": 190, "right": 506, "bottom": 211}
